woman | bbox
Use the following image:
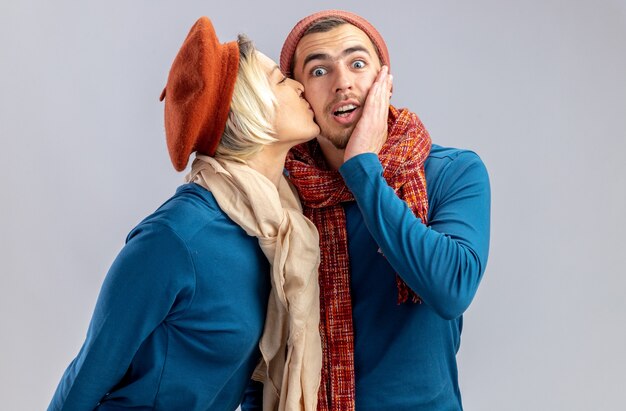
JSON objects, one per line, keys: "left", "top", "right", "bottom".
{"left": 48, "top": 17, "right": 321, "bottom": 411}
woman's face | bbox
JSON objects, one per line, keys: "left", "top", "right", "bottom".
{"left": 257, "top": 52, "right": 320, "bottom": 144}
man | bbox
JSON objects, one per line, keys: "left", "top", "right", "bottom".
{"left": 244, "top": 9, "right": 490, "bottom": 411}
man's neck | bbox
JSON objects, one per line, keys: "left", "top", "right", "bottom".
{"left": 317, "top": 137, "right": 345, "bottom": 171}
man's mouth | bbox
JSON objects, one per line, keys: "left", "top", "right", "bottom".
{"left": 333, "top": 104, "right": 358, "bottom": 117}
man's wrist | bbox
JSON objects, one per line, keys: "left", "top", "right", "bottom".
{"left": 339, "top": 152, "right": 381, "bottom": 179}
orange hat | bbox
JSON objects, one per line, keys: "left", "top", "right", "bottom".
{"left": 280, "top": 10, "right": 390, "bottom": 77}
{"left": 159, "top": 17, "right": 239, "bottom": 171}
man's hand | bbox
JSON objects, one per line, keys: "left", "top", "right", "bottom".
{"left": 343, "top": 66, "right": 393, "bottom": 163}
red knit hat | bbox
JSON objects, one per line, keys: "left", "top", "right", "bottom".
{"left": 159, "top": 17, "right": 239, "bottom": 171}
{"left": 280, "top": 10, "right": 390, "bottom": 77}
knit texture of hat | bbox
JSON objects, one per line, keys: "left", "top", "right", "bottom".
{"left": 280, "top": 9, "right": 390, "bottom": 77}
{"left": 160, "top": 17, "right": 239, "bottom": 171}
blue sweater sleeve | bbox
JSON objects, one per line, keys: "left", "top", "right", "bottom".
{"left": 48, "top": 223, "right": 195, "bottom": 411}
{"left": 339, "top": 152, "right": 490, "bottom": 320}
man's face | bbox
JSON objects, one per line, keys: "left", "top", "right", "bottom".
{"left": 292, "top": 24, "right": 382, "bottom": 149}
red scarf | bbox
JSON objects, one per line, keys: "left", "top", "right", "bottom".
{"left": 285, "top": 106, "right": 432, "bottom": 410}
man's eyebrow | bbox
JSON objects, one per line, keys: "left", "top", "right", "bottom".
{"left": 301, "top": 46, "right": 372, "bottom": 68}
{"left": 302, "top": 53, "right": 331, "bottom": 68}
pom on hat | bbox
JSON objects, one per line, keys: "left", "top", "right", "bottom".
{"left": 280, "top": 10, "right": 390, "bottom": 78}
{"left": 160, "top": 17, "right": 239, "bottom": 171}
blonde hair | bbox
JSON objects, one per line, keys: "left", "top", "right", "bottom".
{"left": 215, "top": 35, "right": 278, "bottom": 162}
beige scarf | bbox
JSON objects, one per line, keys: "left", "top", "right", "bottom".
{"left": 187, "top": 154, "right": 322, "bottom": 411}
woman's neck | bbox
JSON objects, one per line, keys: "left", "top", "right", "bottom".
{"left": 246, "top": 145, "right": 290, "bottom": 188}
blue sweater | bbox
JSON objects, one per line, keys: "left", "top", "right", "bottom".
{"left": 48, "top": 183, "right": 271, "bottom": 411}
{"left": 243, "top": 144, "right": 490, "bottom": 410}
{"left": 342, "top": 145, "right": 490, "bottom": 410}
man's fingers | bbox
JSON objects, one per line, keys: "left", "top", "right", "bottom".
{"left": 344, "top": 66, "right": 392, "bottom": 161}
{"left": 365, "top": 66, "right": 390, "bottom": 111}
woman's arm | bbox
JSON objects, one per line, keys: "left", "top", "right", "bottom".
{"left": 48, "top": 223, "right": 195, "bottom": 410}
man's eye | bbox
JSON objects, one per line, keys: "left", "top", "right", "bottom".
{"left": 352, "top": 60, "right": 366, "bottom": 69}
{"left": 311, "top": 67, "right": 327, "bottom": 77}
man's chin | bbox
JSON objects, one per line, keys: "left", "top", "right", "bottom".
{"left": 331, "top": 139, "right": 349, "bottom": 150}
{"left": 319, "top": 129, "right": 352, "bottom": 150}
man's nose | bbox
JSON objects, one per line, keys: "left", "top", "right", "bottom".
{"left": 333, "top": 65, "right": 352, "bottom": 93}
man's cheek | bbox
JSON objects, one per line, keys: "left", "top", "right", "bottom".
{"left": 362, "top": 75, "right": 378, "bottom": 95}
{"left": 308, "top": 95, "right": 325, "bottom": 117}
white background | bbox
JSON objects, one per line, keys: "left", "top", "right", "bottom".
{"left": 1, "top": 1, "right": 625, "bottom": 410}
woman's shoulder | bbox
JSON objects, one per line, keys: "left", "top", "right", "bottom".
{"left": 128, "top": 183, "right": 237, "bottom": 245}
